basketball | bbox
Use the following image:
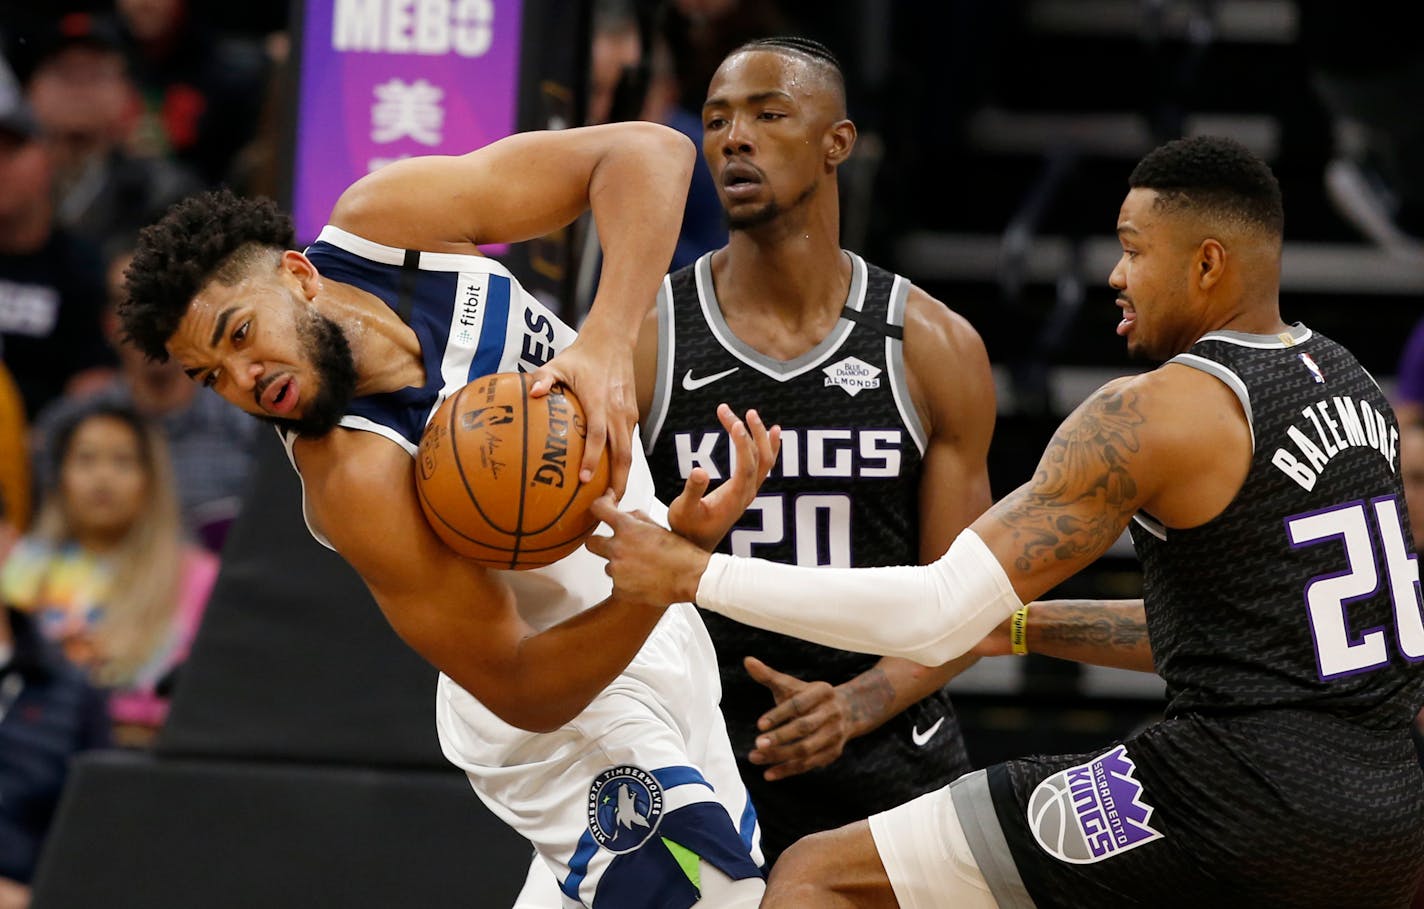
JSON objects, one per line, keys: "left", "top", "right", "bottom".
{"left": 415, "top": 373, "right": 610, "bottom": 570}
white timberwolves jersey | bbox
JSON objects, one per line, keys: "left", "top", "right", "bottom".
{"left": 280, "top": 227, "right": 762, "bottom": 907}
{"left": 284, "top": 225, "right": 662, "bottom": 632}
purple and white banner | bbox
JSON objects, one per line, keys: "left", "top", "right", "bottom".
{"left": 292, "top": 0, "right": 525, "bottom": 244}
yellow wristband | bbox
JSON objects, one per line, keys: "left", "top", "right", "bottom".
{"left": 1010, "top": 605, "right": 1030, "bottom": 656}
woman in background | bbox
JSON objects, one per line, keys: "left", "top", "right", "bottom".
{"left": 0, "top": 400, "right": 216, "bottom": 747}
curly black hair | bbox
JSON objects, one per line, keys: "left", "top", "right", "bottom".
{"left": 121, "top": 188, "right": 295, "bottom": 362}
{"left": 1129, "top": 135, "right": 1284, "bottom": 237}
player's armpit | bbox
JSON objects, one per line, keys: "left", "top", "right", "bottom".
{"left": 293, "top": 431, "right": 665, "bottom": 733}
{"left": 975, "top": 366, "right": 1248, "bottom": 604}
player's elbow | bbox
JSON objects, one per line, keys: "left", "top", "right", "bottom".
{"left": 617, "top": 121, "right": 696, "bottom": 171}
{"left": 477, "top": 690, "right": 578, "bottom": 734}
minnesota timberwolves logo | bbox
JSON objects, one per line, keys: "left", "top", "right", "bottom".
{"left": 587, "top": 765, "right": 664, "bottom": 854}
{"left": 1027, "top": 745, "right": 1163, "bottom": 864}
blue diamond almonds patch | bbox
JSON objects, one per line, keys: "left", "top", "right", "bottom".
{"left": 822, "top": 355, "right": 882, "bottom": 396}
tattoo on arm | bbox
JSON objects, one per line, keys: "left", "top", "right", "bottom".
{"left": 1036, "top": 600, "right": 1150, "bottom": 650}
{"left": 841, "top": 668, "right": 896, "bottom": 732}
{"left": 990, "top": 387, "right": 1147, "bottom": 573}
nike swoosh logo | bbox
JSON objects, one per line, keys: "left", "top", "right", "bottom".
{"left": 681, "top": 367, "right": 740, "bottom": 391}
{"left": 910, "top": 717, "right": 945, "bottom": 747}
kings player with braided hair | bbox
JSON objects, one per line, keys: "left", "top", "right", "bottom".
{"left": 636, "top": 36, "right": 994, "bottom": 867}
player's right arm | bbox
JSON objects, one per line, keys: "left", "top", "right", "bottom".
{"left": 294, "top": 430, "right": 670, "bottom": 734}
{"left": 973, "top": 599, "right": 1154, "bottom": 672}
{"left": 592, "top": 365, "right": 1250, "bottom": 666}
{"left": 331, "top": 123, "right": 697, "bottom": 499}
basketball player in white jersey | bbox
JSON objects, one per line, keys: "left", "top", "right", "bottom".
{"left": 118, "top": 123, "right": 777, "bottom": 908}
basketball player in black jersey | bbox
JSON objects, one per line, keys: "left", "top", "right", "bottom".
{"left": 593, "top": 135, "right": 1424, "bottom": 907}
{"left": 633, "top": 38, "right": 996, "bottom": 866}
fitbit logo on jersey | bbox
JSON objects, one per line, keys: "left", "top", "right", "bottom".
{"left": 333, "top": 0, "right": 495, "bottom": 57}
{"left": 532, "top": 389, "right": 574, "bottom": 487}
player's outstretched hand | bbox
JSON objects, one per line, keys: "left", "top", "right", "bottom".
{"left": 588, "top": 493, "right": 709, "bottom": 607}
{"left": 528, "top": 331, "right": 636, "bottom": 501}
{"left": 669, "top": 405, "right": 781, "bottom": 551}
{"left": 744, "top": 656, "right": 853, "bottom": 781}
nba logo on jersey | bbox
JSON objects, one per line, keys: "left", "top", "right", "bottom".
{"left": 1299, "top": 352, "right": 1325, "bottom": 384}
{"left": 1027, "top": 745, "right": 1163, "bottom": 864}
{"left": 822, "top": 355, "right": 882, "bottom": 396}
{"left": 587, "top": 766, "right": 665, "bottom": 854}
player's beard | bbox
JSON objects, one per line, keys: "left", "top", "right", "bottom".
{"left": 726, "top": 180, "right": 817, "bottom": 232}
{"left": 260, "top": 309, "right": 358, "bottom": 438}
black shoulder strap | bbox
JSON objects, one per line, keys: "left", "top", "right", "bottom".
{"left": 839, "top": 303, "right": 904, "bottom": 340}
{"left": 395, "top": 249, "right": 421, "bottom": 324}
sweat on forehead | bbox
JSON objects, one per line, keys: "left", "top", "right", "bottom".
{"left": 718, "top": 45, "right": 846, "bottom": 114}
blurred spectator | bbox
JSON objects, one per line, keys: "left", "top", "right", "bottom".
{"left": 0, "top": 362, "right": 27, "bottom": 534}
{"left": 1395, "top": 317, "right": 1424, "bottom": 430}
{"left": 1403, "top": 424, "right": 1424, "bottom": 836}
{"left": 24, "top": 12, "right": 202, "bottom": 255}
{"left": 662, "top": 0, "right": 787, "bottom": 109}
{"left": 1298, "top": 0, "right": 1424, "bottom": 257}
{"left": 0, "top": 606, "right": 110, "bottom": 908}
{"left": 1, "top": 495, "right": 110, "bottom": 906}
{"left": 0, "top": 61, "right": 115, "bottom": 419}
{"left": 33, "top": 249, "right": 258, "bottom": 550}
{"left": 116, "top": 0, "right": 270, "bottom": 186}
{"left": 0, "top": 401, "right": 216, "bottom": 748}
{"left": 588, "top": 0, "right": 725, "bottom": 270}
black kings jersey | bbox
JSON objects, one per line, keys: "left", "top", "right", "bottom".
{"left": 642, "top": 251, "right": 971, "bottom": 860}
{"left": 1132, "top": 324, "right": 1424, "bottom": 730}
{"left": 973, "top": 326, "right": 1424, "bottom": 909}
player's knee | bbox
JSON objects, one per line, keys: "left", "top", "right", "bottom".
{"left": 763, "top": 832, "right": 841, "bottom": 907}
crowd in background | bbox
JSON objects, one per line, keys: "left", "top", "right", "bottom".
{"left": 2, "top": 1, "right": 1424, "bottom": 906}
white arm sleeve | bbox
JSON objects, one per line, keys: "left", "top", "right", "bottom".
{"left": 695, "top": 528, "right": 1022, "bottom": 667}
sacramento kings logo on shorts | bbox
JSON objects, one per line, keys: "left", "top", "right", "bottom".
{"left": 1027, "top": 745, "right": 1164, "bottom": 864}
{"left": 587, "top": 765, "right": 664, "bottom": 854}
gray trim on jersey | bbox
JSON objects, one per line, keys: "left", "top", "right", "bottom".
{"left": 644, "top": 275, "right": 677, "bottom": 454}
{"left": 1132, "top": 511, "right": 1168, "bottom": 541}
{"left": 1197, "top": 322, "right": 1312, "bottom": 349}
{"left": 692, "top": 251, "right": 868, "bottom": 381}
{"left": 952, "top": 770, "right": 1036, "bottom": 909}
{"left": 1168, "top": 353, "right": 1256, "bottom": 453}
{"left": 885, "top": 275, "right": 928, "bottom": 456}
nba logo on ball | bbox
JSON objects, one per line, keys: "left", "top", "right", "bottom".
{"left": 1027, "top": 745, "right": 1163, "bottom": 864}
{"left": 587, "top": 766, "right": 664, "bottom": 854}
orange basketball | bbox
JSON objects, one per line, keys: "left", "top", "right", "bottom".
{"left": 415, "top": 373, "right": 610, "bottom": 570}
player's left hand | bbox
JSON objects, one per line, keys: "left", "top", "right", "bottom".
{"left": 668, "top": 405, "right": 780, "bottom": 551}
{"left": 529, "top": 330, "right": 636, "bottom": 500}
{"left": 588, "top": 495, "right": 710, "bottom": 607}
{"left": 744, "top": 656, "right": 855, "bottom": 781}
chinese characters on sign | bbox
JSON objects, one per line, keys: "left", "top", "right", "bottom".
{"left": 293, "top": 0, "right": 524, "bottom": 244}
